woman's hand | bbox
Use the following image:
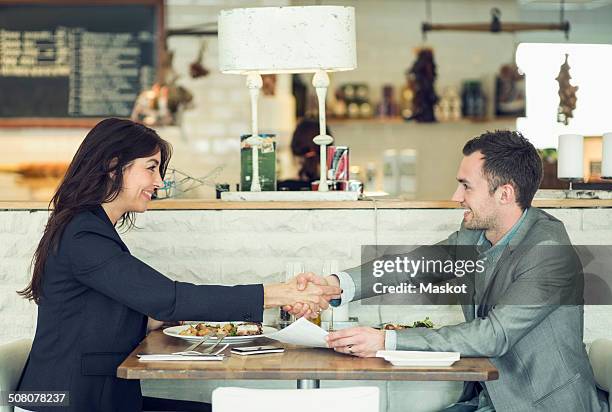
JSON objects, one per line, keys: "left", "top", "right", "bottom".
{"left": 147, "top": 317, "right": 165, "bottom": 333}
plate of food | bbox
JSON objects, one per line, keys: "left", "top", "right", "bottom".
{"left": 163, "top": 321, "right": 277, "bottom": 344}
{"left": 380, "top": 317, "right": 434, "bottom": 330}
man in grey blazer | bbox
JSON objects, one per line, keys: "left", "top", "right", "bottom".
{"left": 288, "top": 130, "right": 608, "bottom": 411}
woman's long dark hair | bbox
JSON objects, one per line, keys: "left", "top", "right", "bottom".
{"left": 17, "top": 118, "right": 172, "bottom": 304}
{"left": 290, "top": 118, "right": 332, "bottom": 182}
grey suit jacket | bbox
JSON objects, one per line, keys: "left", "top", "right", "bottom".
{"left": 345, "top": 208, "right": 607, "bottom": 412}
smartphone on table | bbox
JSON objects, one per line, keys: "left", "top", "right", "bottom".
{"left": 230, "top": 345, "right": 285, "bottom": 355}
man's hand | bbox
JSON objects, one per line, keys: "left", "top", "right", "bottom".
{"left": 282, "top": 272, "right": 341, "bottom": 318}
{"left": 326, "top": 326, "right": 385, "bottom": 358}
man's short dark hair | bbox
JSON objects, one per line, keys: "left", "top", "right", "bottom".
{"left": 462, "top": 130, "right": 542, "bottom": 210}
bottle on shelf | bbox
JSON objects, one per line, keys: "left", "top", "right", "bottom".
{"left": 399, "top": 69, "right": 415, "bottom": 120}
{"left": 377, "top": 85, "right": 399, "bottom": 118}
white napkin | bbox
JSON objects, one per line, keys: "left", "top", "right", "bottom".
{"left": 137, "top": 354, "right": 224, "bottom": 362}
{"left": 137, "top": 344, "right": 228, "bottom": 361}
{"left": 265, "top": 317, "right": 329, "bottom": 348}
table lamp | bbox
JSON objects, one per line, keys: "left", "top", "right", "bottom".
{"left": 218, "top": 6, "right": 357, "bottom": 192}
{"left": 557, "top": 133, "right": 584, "bottom": 190}
{"left": 602, "top": 132, "right": 612, "bottom": 180}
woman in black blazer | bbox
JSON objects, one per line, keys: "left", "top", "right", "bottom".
{"left": 15, "top": 118, "right": 339, "bottom": 412}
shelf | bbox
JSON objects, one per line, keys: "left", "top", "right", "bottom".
{"left": 327, "top": 117, "right": 518, "bottom": 126}
{"left": 0, "top": 118, "right": 108, "bottom": 128}
{"left": 2, "top": 198, "right": 612, "bottom": 211}
{"left": 327, "top": 117, "right": 405, "bottom": 125}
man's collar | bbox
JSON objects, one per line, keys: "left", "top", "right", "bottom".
{"left": 506, "top": 207, "right": 540, "bottom": 251}
{"left": 479, "top": 208, "right": 529, "bottom": 248}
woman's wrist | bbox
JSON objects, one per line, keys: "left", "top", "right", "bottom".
{"left": 146, "top": 317, "right": 165, "bottom": 333}
{"left": 263, "top": 283, "right": 287, "bottom": 309}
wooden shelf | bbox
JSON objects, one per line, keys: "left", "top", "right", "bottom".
{"left": 327, "top": 117, "right": 405, "bottom": 125}
{"left": 0, "top": 118, "right": 107, "bottom": 128}
{"left": 327, "top": 117, "right": 518, "bottom": 126}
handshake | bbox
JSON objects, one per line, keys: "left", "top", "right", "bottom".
{"left": 263, "top": 272, "right": 386, "bottom": 358}
{"left": 263, "top": 273, "right": 342, "bottom": 319}
{"left": 148, "top": 272, "right": 385, "bottom": 358}
{"left": 147, "top": 272, "right": 339, "bottom": 332}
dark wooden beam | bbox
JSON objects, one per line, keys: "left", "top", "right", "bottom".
{"left": 422, "top": 21, "right": 570, "bottom": 34}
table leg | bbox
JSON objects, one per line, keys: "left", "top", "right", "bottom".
{"left": 297, "top": 379, "right": 320, "bottom": 389}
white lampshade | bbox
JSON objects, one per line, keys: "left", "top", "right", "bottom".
{"left": 602, "top": 132, "right": 612, "bottom": 179}
{"left": 218, "top": 6, "right": 357, "bottom": 74}
{"left": 557, "top": 134, "right": 584, "bottom": 180}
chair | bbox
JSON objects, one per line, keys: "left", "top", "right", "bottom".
{"left": 212, "top": 386, "right": 379, "bottom": 412}
{"left": 0, "top": 339, "right": 32, "bottom": 412}
{"left": 589, "top": 338, "right": 612, "bottom": 412}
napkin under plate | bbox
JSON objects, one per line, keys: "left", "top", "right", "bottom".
{"left": 137, "top": 354, "right": 224, "bottom": 361}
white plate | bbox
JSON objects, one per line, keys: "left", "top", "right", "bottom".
{"left": 376, "top": 350, "right": 460, "bottom": 367}
{"left": 163, "top": 322, "right": 277, "bottom": 345}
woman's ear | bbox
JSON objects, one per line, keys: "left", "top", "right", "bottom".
{"left": 108, "top": 157, "right": 119, "bottom": 179}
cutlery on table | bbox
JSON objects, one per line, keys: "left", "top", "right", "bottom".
{"left": 172, "top": 331, "right": 229, "bottom": 356}
{"left": 171, "top": 331, "right": 213, "bottom": 355}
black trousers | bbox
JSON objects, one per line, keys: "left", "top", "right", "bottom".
{"left": 142, "top": 396, "right": 212, "bottom": 412}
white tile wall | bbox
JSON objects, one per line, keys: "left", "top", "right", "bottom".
{"left": 1, "top": 206, "right": 611, "bottom": 411}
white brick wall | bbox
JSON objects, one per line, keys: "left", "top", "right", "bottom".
{"left": 1, "top": 207, "right": 611, "bottom": 411}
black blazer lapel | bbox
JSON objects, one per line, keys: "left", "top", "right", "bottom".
{"left": 89, "top": 205, "right": 130, "bottom": 252}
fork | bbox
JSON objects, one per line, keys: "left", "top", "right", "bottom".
{"left": 199, "top": 331, "right": 228, "bottom": 354}
{"left": 172, "top": 343, "right": 229, "bottom": 357}
{"left": 173, "top": 332, "right": 228, "bottom": 356}
{"left": 172, "top": 332, "right": 213, "bottom": 355}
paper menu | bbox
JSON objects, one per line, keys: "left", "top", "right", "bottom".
{"left": 265, "top": 317, "right": 329, "bottom": 348}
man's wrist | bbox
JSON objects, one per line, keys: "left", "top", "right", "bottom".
{"left": 331, "top": 272, "right": 355, "bottom": 305}
{"left": 384, "top": 329, "right": 397, "bottom": 351}
{"left": 327, "top": 274, "right": 342, "bottom": 307}
{"left": 326, "top": 274, "right": 340, "bottom": 288}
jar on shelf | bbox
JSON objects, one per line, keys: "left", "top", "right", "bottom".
{"left": 461, "top": 80, "right": 486, "bottom": 119}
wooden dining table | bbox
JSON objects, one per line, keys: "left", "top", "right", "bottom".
{"left": 117, "top": 330, "right": 499, "bottom": 389}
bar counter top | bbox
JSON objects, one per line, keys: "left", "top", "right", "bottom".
{"left": 2, "top": 198, "right": 612, "bottom": 210}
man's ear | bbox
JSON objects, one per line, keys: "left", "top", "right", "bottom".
{"left": 498, "top": 183, "right": 516, "bottom": 205}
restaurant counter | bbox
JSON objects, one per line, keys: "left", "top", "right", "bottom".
{"left": 2, "top": 198, "right": 612, "bottom": 210}
{"left": 1, "top": 198, "right": 611, "bottom": 411}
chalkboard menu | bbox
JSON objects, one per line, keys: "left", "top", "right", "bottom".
{"left": 0, "top": 0, "right": 163, "bottom": 126}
